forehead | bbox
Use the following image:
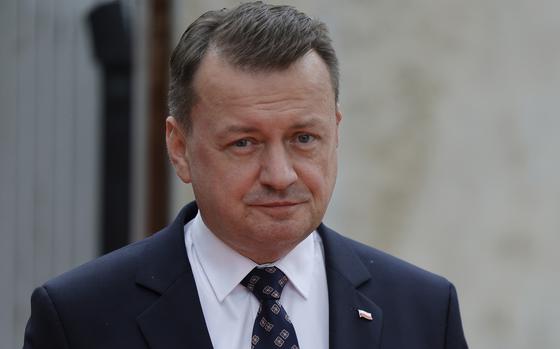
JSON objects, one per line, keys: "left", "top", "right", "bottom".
{"left": 191, "top": 49, "right": 335, "bottom": 109}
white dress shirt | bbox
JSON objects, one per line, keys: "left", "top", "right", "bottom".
{"left": 184, "top": 211, "right": 329, "bottom": 349}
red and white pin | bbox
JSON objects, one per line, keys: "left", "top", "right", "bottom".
{"left": 357, "top": 309, "right": 373, "bottom": 321}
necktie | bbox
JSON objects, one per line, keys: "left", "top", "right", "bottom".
{"left": 241, "top": 266, "right": 300, "bottom": 349}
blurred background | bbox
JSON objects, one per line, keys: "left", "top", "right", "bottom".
{"left": 1, "top": 0, "right": 559, "bottom": 348}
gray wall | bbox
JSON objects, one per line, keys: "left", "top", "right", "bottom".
{"left": 1, "top": 0, "right": 151, "bottom": 346}
{"left": 0, "top": 0, "right": 104, "bottom": 347}
{"left": 170, "top": 1, "right": 560, "bottom": 348}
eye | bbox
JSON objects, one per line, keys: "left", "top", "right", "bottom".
{"left": 296, "top": 133, "right": 315, "bottom": 144}
{"left": 234, "top": 139, "right": 250, "bottom": 147}
{"left": 228, "top": 138, "right": 259, "bottom": 154}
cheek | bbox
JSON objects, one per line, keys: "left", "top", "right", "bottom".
{"left": 194, "top": 151, "right": 259, "bottom": 197}
{"left": 297, "top": 157, "right": 335, "bottom": 197}
{"left": 317, "top": 149, "right": 338, "bottom": 198}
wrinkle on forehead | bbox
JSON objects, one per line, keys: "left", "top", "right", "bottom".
{"left": 192, "top": 49, "right": 336, "bottom": 111}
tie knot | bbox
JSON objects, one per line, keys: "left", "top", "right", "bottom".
{"left": 241, "top": 266, "right": 289, "bottom": 301}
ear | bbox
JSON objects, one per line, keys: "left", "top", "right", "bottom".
{"left": 335, "top": 106, "right": 342, "bottom": 147}
{"left": 165, "top": 116, "right": 192, "bottom": 183}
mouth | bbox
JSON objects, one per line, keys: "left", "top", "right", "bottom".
{"left": 254, "top": 201, "right": 303, "bottom": 208}
{"left": 247, "top": 201, "right": 307, "bottom": 218}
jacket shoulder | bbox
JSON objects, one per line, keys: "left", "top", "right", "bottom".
{"left": 44, "top": 236, "right": 151, "bottom": 293}
{"left": 346, "top": 234, "right": 450, "bottom": 288}
{"left": 320, "top": 225, "right": 453, "bottom": 302}
{"left": 320, "top": 226, "right": 468, "bottom": 347}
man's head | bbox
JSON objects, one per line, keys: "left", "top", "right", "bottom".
{"left": 168, "top": 1, "right": 339, "bottom": 131}
{"left": 166, "top": 2, "right": 342, "bottom": 264}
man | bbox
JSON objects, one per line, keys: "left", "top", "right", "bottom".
{"left": 24, "top": 2, "right": 468, "bottom": 348}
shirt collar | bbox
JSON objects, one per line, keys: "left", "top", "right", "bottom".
{"left": 273, "top": 231, "right": 315, "bottom": 299}
{"left": 189, "top": 211, "right": 316, "bottom": 302}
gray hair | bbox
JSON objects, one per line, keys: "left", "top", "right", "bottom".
{"left": 168, "top": 1, "right": 339, "bottom": 131}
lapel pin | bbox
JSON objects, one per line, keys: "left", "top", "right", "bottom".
{"left": 357, "top": 309, "right": 373, "bottom": 321}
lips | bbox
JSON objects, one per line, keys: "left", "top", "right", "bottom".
{"left": 254, "top": 201, "right": 302, "bottom": 207}
{"left": 247, "top": 201, "right": 304, "bottom": 219}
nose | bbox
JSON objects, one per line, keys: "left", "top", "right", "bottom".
{"left": 259, "top": 143, "right": 298, "bottom": 190}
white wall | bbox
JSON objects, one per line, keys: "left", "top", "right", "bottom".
{"left": 170, "top": 1, "right": 560, "bottom": 348}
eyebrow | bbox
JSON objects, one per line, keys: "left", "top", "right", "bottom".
{"left": 216, "top": 125, "right": 260, "bottom": 139}
{"left": 218, "top": 117, "right": 326, "bottom": 136}
{"left": 289, "top": 118, "right": 324, "bottom": 130}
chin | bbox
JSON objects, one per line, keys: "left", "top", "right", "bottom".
{"left": 253, "top": 221, "right": 313, "bottom": 244}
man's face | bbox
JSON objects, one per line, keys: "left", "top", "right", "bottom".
{"left": 167, "top": 50, "right": 341, "bottom": 263}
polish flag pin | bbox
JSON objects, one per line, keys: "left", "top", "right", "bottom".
{"left": 357, "top": 309, "right": 373, "bottom": 321}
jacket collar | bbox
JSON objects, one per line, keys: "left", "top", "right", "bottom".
{"left": 319, "top": 223, "right": 384, "bottom": 349}
{"left": 135, "top": 202, "right": 213, "bottom": 349}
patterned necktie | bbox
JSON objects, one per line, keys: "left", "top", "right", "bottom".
{"left": 241, "top": 266, "right": 300, "bottom": 349}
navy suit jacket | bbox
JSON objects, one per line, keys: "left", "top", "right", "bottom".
{"left": 24, "top": 202, "right": 468, "bottom": 348}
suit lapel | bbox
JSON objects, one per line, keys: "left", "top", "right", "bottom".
{"left": 136, "top": 273, "right": 213, "bottom": 349}
{"left": 319, "top": 224, "right": 383, "bottom": 349}
{"left": 135, "top": 203, "right": 213, "bottom": 349}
